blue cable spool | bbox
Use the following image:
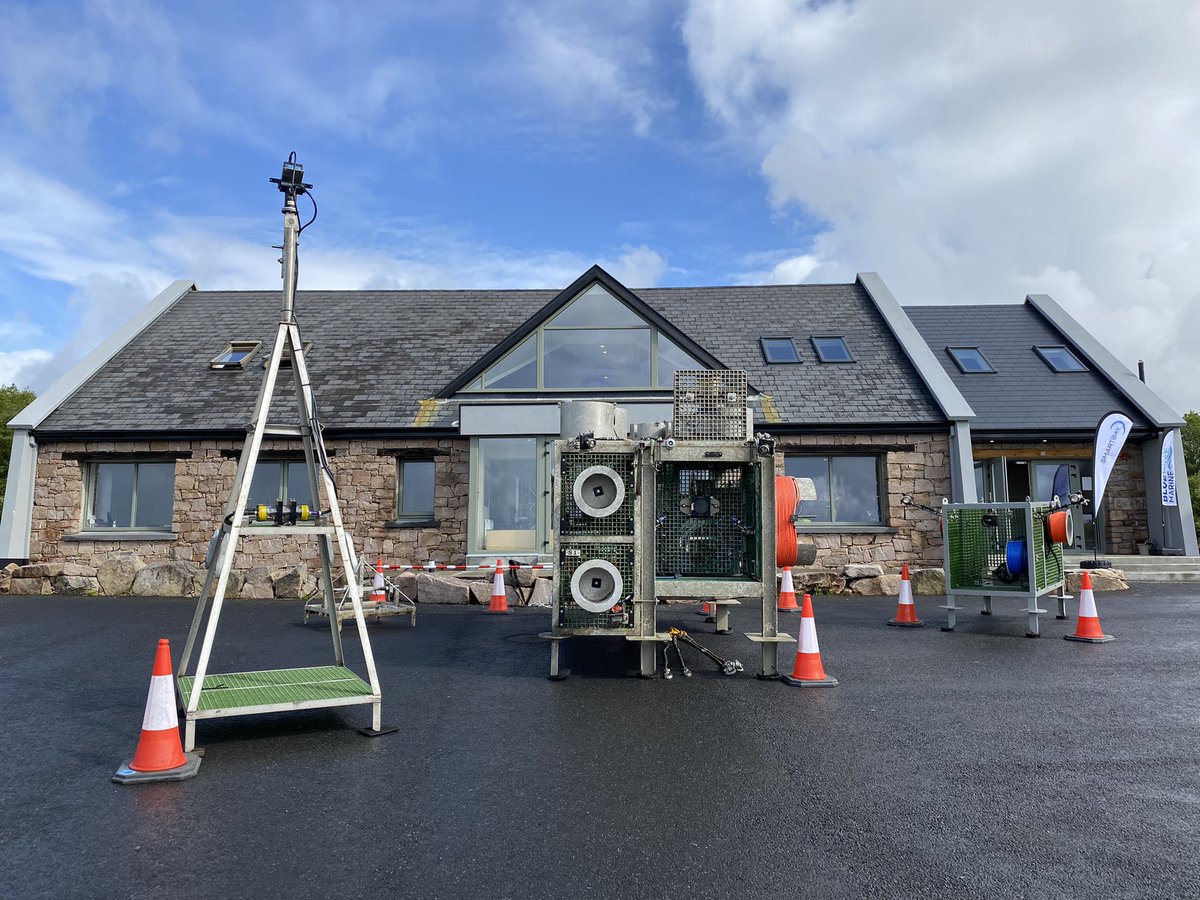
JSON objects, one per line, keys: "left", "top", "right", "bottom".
{"left": 1005, "top": 539, "right": 1028, "bottom": 578}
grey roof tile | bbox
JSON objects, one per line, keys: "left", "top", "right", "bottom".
{"left": 39, "top": 281, "right": 945, "bottom": 434}
{"left": 904, "top": 304, "right": 1150, "bottom": 433}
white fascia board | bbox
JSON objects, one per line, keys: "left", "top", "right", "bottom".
{"left": 1025, "top": 294, "right": 1184, "bottom": 429}
{"left": 856, "top": 273, "right": 976, "bottom": 422}
{"left": 7, "top": 279, "right": 196, "bottom": 430}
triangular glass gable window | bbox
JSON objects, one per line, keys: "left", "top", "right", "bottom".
{"left": 465, "top": 283, "right": 711, "bottom": 391}
{"left": 482, "top": 333, "right": 536, "bottom": 389}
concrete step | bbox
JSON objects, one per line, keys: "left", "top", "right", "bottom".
{"left": 1065, "top": 554, "right": 1200, "bottom": 582}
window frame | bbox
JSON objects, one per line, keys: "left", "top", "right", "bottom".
{"left": 467, "top": 436, "right": 552, "bottom": 555}
{"left": 759, "top": 336, "right": 801, "bottom": 364}
{"left": 784, "top": 454, "right": 887, "bottom": 528}
{"left": 462, "top": 285, "right": 705, "bottom": 392}
{"left": 947, "top": 346, "right": 996, "bottom": 374}
{"left": 810, "top": 336, "right": 855, "bottom": 363}
{"left": 209, "top": 340, "right": 262, "bottom": 369}
{"left": 393, "top": 458, "right": 438, "bottom": 524}
{"left": 82, "top": 460, "right": 177, "bottom": 534}
{"left": 1033, "top": 345, "right": 1087, "bottom": 372}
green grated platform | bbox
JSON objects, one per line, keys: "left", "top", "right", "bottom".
{"left": 178, "top": 666, "right": 374, "bottom": 712}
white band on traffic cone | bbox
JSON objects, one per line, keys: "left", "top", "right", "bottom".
{"left": 781, "top": 568, "right": 794, "bottom": 593}
{"left": 142, "top": 673, "right": 179, "bottom": 732}
{"left": 1079, "top": 587, "right": 1097, "bottom": 619}
{"left": 800, "top": 615, "right": 820, "bottom": 653}
{"left": 899, "top": 578, "right": 913, "bottom": 606}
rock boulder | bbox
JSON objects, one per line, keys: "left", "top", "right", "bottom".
{"left": 97, "top": 552, "right": 145, "bottom": 596}
{"left": 52, "top": 574, "right": 101, "bottom": 595}
{"left": 911, "top": 567, "right": 946, "bottom": 595}
{"left": 132, "top": 561, "right": 203, "bottom": 597}
{"left": 418, "top": 572, "right": 471, "bottom": 604}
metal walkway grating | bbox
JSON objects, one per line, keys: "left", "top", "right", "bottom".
{"left": 178, "top": 666, "right": 374, "bottom": 712}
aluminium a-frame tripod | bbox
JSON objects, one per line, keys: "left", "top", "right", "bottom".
{"left": 177, "top": 155, "right": 393, "bottom": 752}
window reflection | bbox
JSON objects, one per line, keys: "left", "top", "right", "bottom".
{"left": 543, "top": 329, "right": 651, "bottom": 388}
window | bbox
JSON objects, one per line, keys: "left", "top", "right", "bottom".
{"left": 86, "top": 462, "right": 176, "bottom": 530}
{"left": 246, "top": 460, "right": 315, "bottom": 509}
{"left": 466, "top": 284, "right": 705, "bottom": 390}
{"left": 948, "top": 347, "right": 995, "bottom": 374}
{"left": 1034, "top": 345, "right": 1087, "bottom": 372}
{"left": 396, "top": 459, "right": 436, "bottom": 521}
{"left": 811, "top": 336, "right": 853, "bottom": 363}
{"left": 210, "top": 341, "right": 261, "bottom": 369}
{"left": 760, "top": 337, "right": 800, "bottom": 364}
{"left": 470, "top": 437, "right": 548, "bottom": 553}
{"left": 784, "top": 456, "right": 882, "bottom": 524}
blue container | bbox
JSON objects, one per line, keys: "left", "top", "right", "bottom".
{"left": 1005, "top": 539, "right": 1028, "bottom": 578}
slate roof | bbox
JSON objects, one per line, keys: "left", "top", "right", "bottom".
{"left": 904, "top": 303, "right": 1151, "bottom": 435}
{"left": 37, "top": 277, "right": 945, "bottom": 436}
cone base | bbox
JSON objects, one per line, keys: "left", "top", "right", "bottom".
{"left": 887, "top": 618, "right": 925, "bottom": 628}
{"left": 781, "top": 674, "right": 838, "bottom": 687}
{"left": 357, "top": 723, "right": 400, "bottom": 737}
{"left": 484, "top": 607, "right": 511, "bottom": 614}
{"left": 778, "top": 605, "right": 800, "bottom": 612}
{"left": 1064, "top": 633, "right": 1114, "bottom": 643}
{"left": 113, "top": 752, "right": 202, "bottom": 785}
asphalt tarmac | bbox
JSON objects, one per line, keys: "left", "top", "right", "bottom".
{"left": 1, "top": 586, "right": 1198, "bottom": 899}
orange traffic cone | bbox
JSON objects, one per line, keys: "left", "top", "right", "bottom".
{"left": 778, "top": 567, "right": 799, "bottom": 611}
{"left": 782, "top": 594, "right": 838, "bottom": 687}
{"left": 113, "top": 639, "right": 201, "bottom": 784}
{"left": 485, "top": 559, "right": 510, "bottom": 614}
{"left": 370, "top": 559, "right": 386, "bottom": 604}
{"left": 1064, "top": 571, "right": 1114, "bottom": 643}
{"left": 696, "top": 600, "right": 713, "bottom": 616}
{"left": 887, "top": 564, "right": 924, "bottom": 627}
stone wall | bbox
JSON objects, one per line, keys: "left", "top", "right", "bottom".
{"left": 23, "top": 436, "right": 469, "bottom": 595}
{"left": 974, "top": 440, "right": 1147, "bottom": 554}
{"left": 775, "top": 431, "right": 952, "bottom": 569}
{"left": 18, "top": 429, "right": 959, "bottom": 594}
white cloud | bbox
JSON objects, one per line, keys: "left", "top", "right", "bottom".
{"left": 682, "top": 0, "right": 1200, "bottom": 412}
{"left": 607, "top": 246, "right": 668, "bottom": 287}
{"left": 501, "top": 4, "right": 674, "bottom": 137}
{"left": 0, "top": 154, "right": 669, "bottom": 392}
{"left": 0, "top": 349, "right": 53, "bottom": 389}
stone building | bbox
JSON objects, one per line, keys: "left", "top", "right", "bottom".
{"left": 0, "top": 266, "right": 1193, "bottom": 595}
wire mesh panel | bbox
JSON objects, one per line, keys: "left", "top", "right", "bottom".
{"left": 673, "top": 370, "right": 749, "bottom": 440}
{"left": 558, "top": 450, "right": 636, "bottom": 537}
{"left": 655, "top": 462, "right": 759, "bottom": 578}
{"left": 557, "top": 543, "right": 636, "bottom": 630}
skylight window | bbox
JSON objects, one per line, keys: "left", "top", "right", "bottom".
{"left": 947, "top": 347, "right": 995, "bottom": 374}
{"left": 760, "top": 337, "right": 800, "bottom": 364}
{"left": 210, "top": 341, "right": 261, "bottom": 369}
{"left": 1034, "top": 345, "right": 1087, "bottom": 372}
{"left": 811, "top": 336, "right": 854, "bottom": 363}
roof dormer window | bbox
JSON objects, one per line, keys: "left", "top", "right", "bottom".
{"left": 1034, "top": 345, "right": 1087, "bottom": 372}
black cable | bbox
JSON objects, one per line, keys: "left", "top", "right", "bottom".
{"left": 298, "top": 189, "right": 318, "bottom": 233}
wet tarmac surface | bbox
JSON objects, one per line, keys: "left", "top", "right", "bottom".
{"left": 2, "top": 586, "right": 1198, "bottom": 899}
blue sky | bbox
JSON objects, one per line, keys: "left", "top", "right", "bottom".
{"left": 2, "top": 0, "right": 1199, "bottom": 413}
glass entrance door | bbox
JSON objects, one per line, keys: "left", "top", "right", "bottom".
{"left": 1028, "top": 460, "right": 1095, "bottom": 551}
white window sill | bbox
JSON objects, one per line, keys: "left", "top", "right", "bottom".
{"left": 66, "top": 531, "right": 179, "bottom": 542}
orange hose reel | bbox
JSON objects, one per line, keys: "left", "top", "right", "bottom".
{"left": 1044, "top": 509, "right": 1073, "bottom": 545}
{"left": 775, "top": 476, "right": 799, "bottom": 567}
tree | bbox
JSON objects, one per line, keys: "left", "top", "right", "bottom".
{"left": 1183, "top": 412, "right": 1200, "bottom": 545}
{"left": 0, "top": 384, "right": 37, "bottom": 514}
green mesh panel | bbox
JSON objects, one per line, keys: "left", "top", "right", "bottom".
{"left": 655, "top": 462, "right": 759, "bottom": 579}
{"left": 559, "top": 451, "right": 636, "bottom": 538}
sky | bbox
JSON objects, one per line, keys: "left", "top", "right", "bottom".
{"left": 0, "top": 0, "right": 1198, "bottom": 414}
